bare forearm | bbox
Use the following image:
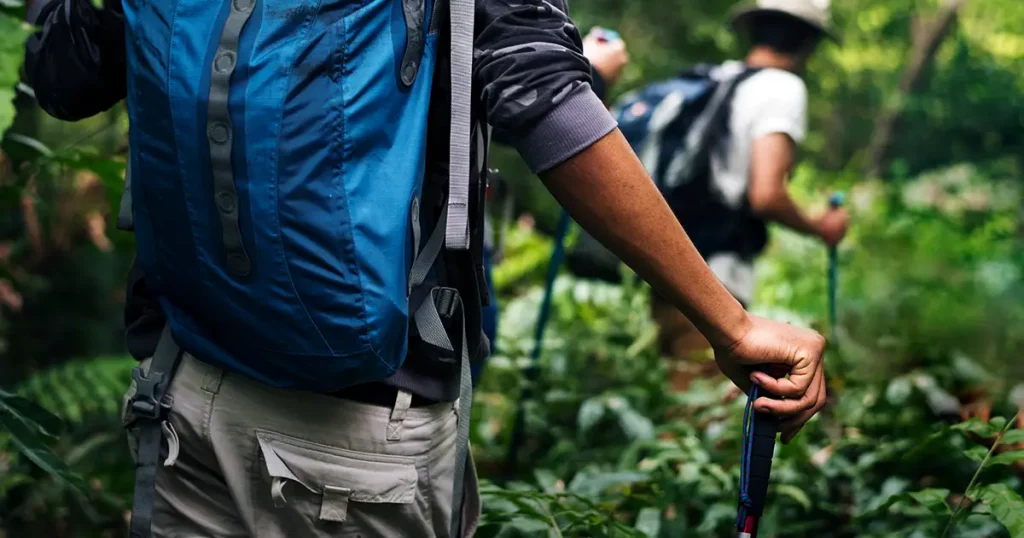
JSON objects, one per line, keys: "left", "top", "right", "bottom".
{"left": 753, "top": 193, "right": 821, "bottom": 238}
{"left": 540, "top": 129, "right": 750, "bottom": 348}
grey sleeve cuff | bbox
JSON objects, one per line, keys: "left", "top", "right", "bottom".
{"left": 505, "top": 85, "right": 618, "bottom": 174}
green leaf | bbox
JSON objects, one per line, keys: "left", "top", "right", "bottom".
{"left": 0, "top": 407, "right": 88, "bottom": 494}
{"left": 633, "top": 507, "right": 661, "bottom": 537}
{"left": 905, "top": 488, "right": 952, "bottom": 515}
{"left": 0, "top": 389, "right": 64, "bottom": 438}
{"left": 1002, "top": 430, "right": 1024, "bottom": 445}
{"left": 775, "top": 484, "right": 813, "bottom": 511}
{"left": 533, "top": 469, "right": 561, "bottom": 493}
{"left": 987, "top": 450, "right": 1024, "bottom": 467}
{"left": 567, "top": 471, "right": 647, "bottom": 499}
{"left": 885, "top": 377, "right": 912, "bottom": 405}
{"left": 577, "top": 398, "right": 605, "bottom": 434}
{"left": 972, "top": 484, "right": 1024, "bottom": 537}
{"left": 952, "top": 418, "right": 1002, "bottom": 439}
{"left": 963, "top": 445, "right": 990, "bottom": 462}
{"left": 614, "top": 405, "right": 654, "bottom": 441}
{"left": 0, "top": 13, "right": 33, "bottom": 135}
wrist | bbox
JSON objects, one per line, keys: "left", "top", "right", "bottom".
{"left": 808, "top": 215, "right": 827, "bottom": 241}
{"left": 702, "top": 297, "right": 753, "bottom": 350}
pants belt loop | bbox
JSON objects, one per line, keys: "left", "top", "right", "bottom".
{"left": 387, "top": 390, "right": 413, "bottom": 441}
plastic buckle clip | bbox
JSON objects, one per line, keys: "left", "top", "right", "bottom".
{"left": 129, "top": 366, "right": 169, "bottom": 421}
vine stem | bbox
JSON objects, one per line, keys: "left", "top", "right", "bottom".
{"left": 539, "top": 497, "right": 564, "bottom": 538}
{"left": 941, "top": 410, "right": 1021, "bottom": 538}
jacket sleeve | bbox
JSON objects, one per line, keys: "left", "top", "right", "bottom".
{"left": 474, "top": 0, "right": 616, "bottom": 173}
{"left": 24, "top": 0, "right": 127, "bottom": 121}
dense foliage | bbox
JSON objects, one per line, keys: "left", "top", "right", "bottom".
{"left": 1, "top": 0, "right": 1022, "bottom": 536}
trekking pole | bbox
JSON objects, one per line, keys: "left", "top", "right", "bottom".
{"left": 506, "top": 210, "right": 572, "bottom": 469}
{"left": 736, "top": 364, "right": 787, "bottom": 538}
{"left": 827, "top": 192, "right": 845, "bottom": 340}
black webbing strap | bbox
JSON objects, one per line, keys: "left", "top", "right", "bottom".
{"left": 127, "top": 324, "right": 182, "bottom": 538}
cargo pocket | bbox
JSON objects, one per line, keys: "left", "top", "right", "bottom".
{"left": 256, "top": 431, "right": 424, "bottom": 536}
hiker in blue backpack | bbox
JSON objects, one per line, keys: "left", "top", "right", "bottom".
{"left": 27, "top": 0, "right": 831, "bottom": 536}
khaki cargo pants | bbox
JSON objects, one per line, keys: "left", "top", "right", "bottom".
{"left": 122, "top": 353, "right": 481, "bottom": 537}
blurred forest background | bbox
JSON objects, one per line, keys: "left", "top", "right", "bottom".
{"left": 1, "top": 0, "right": 1023, "bottom": 536}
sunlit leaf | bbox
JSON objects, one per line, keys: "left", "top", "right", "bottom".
{"left": 963, "top": 445, "right": 990, "bottom": 462}
{"left": 987, "top": 450, "right": 1024, "bottom": 467}
{"left": 775, "top": 484, "right": 813, "bottom": 511}
{"left": 567, "top": 471, "right": 647, "bottom": 499}
{"left": 577, "top": 397, "right": 605, "bottom": 434}
{"left": 905, "top": 488, "right": 951, "bottom": 515}
{"left": 972, "top": 484, "right": 1024, "bottom": 537}
{"left": 613, "top": 404, "right": 655, "bottom": 441}
{"left": 952, "top": 418, "right": 1001, "bottom": 439}
{"left": 1001, "top": 430, "right": 1024, "bottom": 445}
{"left": 634, "top": 507, "right": 661, "bottom": 537}
{"left": 0, "top": 13, "right": 32, "bottom": 135}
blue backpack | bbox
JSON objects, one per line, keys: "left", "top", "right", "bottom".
{"left": 566, "top": 64, "right": 765, "bottom": 282}
{"left": 119, "top": 0, "right": 477, "bottom": 393}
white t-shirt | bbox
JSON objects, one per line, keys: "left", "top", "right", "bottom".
{"left": 704, "top": 61, "right": 808, "bottom": 304}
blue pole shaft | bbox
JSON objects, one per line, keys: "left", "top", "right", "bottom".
{"left": 827, "top": 192, "right": 844, "bottom": 341}
{"left": 506, "top": 210, "right": 572, "bottom": 468}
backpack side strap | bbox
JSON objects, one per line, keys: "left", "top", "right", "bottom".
{"left": 126, "top": 324, "right": 184, "bottom": 538}
{"left": 409, "top": 202, "right": 474, "bottom": 537}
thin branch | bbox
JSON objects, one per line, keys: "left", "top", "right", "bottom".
{"left": 942, "top": 411, "right": 1021, "bottom": 537}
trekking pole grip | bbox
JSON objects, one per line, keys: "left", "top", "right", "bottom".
{"left": 738, "top": 364, "right": 788, "bottom": 537}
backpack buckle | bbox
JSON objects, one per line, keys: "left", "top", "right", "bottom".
{"left": 129, "top": 366, "right": 170, "bottom": 421}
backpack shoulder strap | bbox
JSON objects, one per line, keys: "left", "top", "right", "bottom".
{"left": 444, "top": 0, "right": 475, "bottom": 250}
{"left": 117, "top": 165, "right": 135, "bottom": 231}
{"left": 662, "top": 66, "right": 761, "bottom": 189}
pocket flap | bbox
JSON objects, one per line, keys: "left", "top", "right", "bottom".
{"left": 257, "top": 431, "right": 417, "bottom": 505}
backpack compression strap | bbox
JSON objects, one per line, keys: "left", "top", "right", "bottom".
{"left": 445, "top": 0, "right": 474, "bottom": 250}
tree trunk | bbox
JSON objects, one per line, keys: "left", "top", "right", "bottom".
{"left": 864, "top": 0, "right": 968, "bottom": 179}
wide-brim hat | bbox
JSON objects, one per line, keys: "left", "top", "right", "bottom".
{"left": 730, "top": 0, "right": 841, "bottom": 44}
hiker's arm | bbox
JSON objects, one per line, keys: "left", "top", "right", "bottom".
{"left": 472, "top": 1, "right": 745, "bottom": 342}
{"left": 475, "top": 0, "right": 617, "bottom": 170}
{"left": 747, "top": 134, "right": 848, "bottom": 246}
{"left": 747, "top": 133, "right": 821, "bottom": 237}
{"left": 24, "top": 0, "right": 127, "bottom": 121}
{"left": 540, "top": 130, "right": 750, "bottom": 346}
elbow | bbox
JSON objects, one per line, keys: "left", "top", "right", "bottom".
{"left": 747, "top": 188, "right": 779, "bottom": 218}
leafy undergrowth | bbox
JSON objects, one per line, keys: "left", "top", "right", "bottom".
{"left": 1, "top": 174, "right": 1022, "bottom": 537}
{"left": 473, "top": 173, "right": 1024, "bottom": 537}
{"left": 472, "top": 276, "right": 1024, "bottom": 538}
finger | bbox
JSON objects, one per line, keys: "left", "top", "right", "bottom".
{"left": 750, "top": 368, "right": 812, "bottom": 399}
{"left": 753, "top": 395, "right": 812, "bottom": 416}
{"left": 779, "top": 371, "right": 827, "bottom": 443}
{"left": 753, "top": 366, "right": 824, "bottom": 416}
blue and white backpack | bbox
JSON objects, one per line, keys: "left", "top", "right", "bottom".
{"left": 566, "top": 64, "right": 767, "bottom": 282}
